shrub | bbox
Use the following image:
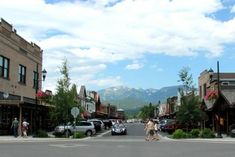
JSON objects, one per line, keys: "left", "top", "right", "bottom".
{"left": 185, "top": 133, "right": 193, "bottom": 138}
{"left": 73, "top": 131, "right": 86, "bottom": 139}
{"left": 200, "top": 128, "right": 215, "bottom": 138}
{"left": 35, "top": 130, "right": 49, "bottom": 138}
{"left": 172, "top": 129, "right": 187, "bottom": 139}
{"left": 53, "top": 132, "right": 65, "bottom": 138}
{"left": 190, "top": 129, "right": 200, "bottom": 138}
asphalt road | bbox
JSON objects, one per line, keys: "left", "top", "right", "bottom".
{"left": 0, "top": 123, "right": 235, "bottom": 157}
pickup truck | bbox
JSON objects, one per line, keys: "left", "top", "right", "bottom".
{"left": 54, "top": 121, "right": 96, "bottom": 136}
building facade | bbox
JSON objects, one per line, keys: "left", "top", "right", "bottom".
{"left": 199, "top": 69, "right": 235, "bottom": 134}
{"left": 0, "top": 18, "right": 50, "bottom": 135}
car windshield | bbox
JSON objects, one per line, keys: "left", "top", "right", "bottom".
{"left": 114, "top": 124, "right": 125, "bottom": 128}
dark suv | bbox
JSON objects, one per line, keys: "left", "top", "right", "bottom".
{"left": 102, "top": 119, "right": 113, "bottom": 129}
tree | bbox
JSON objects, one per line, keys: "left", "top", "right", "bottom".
{"left": 138, "top": 103, "right": 157, "bottom": 119}
{"left": 178, "top": 67, "right": 194, "bottom": 93}
{"left": 176, "top": 67, "right": 207, "bottom": 130}
{"left": 50, "top": 59, "right": 78, "bottom": 125}
{"left": 176, "top": 94, "right": 207, "bottom": 131}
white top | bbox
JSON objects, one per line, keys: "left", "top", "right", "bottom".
{"left": 22, "top": 121, "right": 29, "bottom": 127}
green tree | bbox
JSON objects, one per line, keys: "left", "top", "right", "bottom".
{"left": 178, "top": 67, "right": 193, "bottom": 93}
{"left": 50, "top": 59, "right": 78, "bottom": 125}
{"left": 138, "top": 103, "right": 157, "bottom": 119}
{"left": 177, "top": 67, "right": 207, "bottom": 131}
{"left": 176, "top": 94, "right": 207, "bottom": 131}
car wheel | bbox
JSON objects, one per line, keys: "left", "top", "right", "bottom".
{"left": 86, "top": 130, "right": 92, "bottom": 136}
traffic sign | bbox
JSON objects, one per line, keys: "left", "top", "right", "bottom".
{"left": 71, "top": 107, "right": 80, "bottom": 118}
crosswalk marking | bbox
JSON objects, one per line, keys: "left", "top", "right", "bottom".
{"left": 49, "top": 144, "right": 88, "bottom": 148}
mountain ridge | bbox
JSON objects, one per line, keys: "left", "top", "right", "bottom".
{"left": 98, "top": 85, "right": 182, "bottom": 109}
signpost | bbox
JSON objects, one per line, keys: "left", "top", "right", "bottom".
{"left": 71, "top": 107, "right": 80, "bottom": 118}
{"left": 71, "top": 107, "right": 80, "bottom": 137}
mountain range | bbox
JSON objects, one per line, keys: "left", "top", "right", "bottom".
{"left": 98, "top": 85, "right": 182, "bottom": 110}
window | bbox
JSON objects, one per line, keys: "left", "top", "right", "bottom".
{"left": 33, "top": 71, "right": 38, "bottom": 88}
{"left": 199, "top": 86, "right": 202, "bottom": 98}
{"left": 0, "top": 55, "right": 9, "bottom": 79}
{"left": 203, "top": 83, "right": 207, "bottom": 97}
{"left": 18, "top": 65, "right": 26, "bottom": 84}
{"left": 222, "top": 82, "right": 229, "bottom": 86}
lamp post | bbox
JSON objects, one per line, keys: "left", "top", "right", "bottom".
{"left": 216, "top": 61, "right": 222, "bottom": 138}
{"left": 208, "top": 62, "right": 222, "bottom": 138}
{"left": 35, "top": 64, "right": 47, "bottom": 134}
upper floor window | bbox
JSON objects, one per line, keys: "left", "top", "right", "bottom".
{"left": 33, "top": 71, "right": 38, "bottom": 89}
{"left": 199, "top": 86, "right": 202, "bottom": 98}
{"left": 0, "top": 55, "right": 9, "bottom": 79}
{"left": 203, "top": 83, "right": 207, "bottom": 97}
{"left": 18, "top": 65, "right": 26, "bottom": 84}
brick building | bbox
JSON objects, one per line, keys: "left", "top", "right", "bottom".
{"left": 199, "top": 69, "right": 235, "bottom": 134}
{"left": 0, "top": 18, "right": 50, "bottom": 135}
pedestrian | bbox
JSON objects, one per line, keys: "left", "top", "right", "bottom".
{"left": 22, "top": 119, "right": 29, "bottom": 137}
{"left": 11, "top": 117, "right": 19, "bottom": 137}
{"left": 153, "top": 121, "right": 160, "bottom": 140}
{"left": 144, "top": 119, "right": 155, "bottom": 141}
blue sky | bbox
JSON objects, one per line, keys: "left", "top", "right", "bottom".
{"left": 1, "top": 0, "right": 235, "bottom": 92}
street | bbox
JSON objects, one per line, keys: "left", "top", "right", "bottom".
{"left": 0, "top": 123, "right": 234, "bottom": 157}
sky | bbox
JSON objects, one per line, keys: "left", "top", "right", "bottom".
{"left": 1, "top": 0, "right": 235, "bottom": 92}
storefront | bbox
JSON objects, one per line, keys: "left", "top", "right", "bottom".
{"left": 0, "top": 94, "right": 53, "bottom": 135}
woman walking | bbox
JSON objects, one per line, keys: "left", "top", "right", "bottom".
{"left": 144, "top": 119, "right": 155, "bottom": 141}
{"left": 22, "top": 119, "right": 29, "bottom": 137}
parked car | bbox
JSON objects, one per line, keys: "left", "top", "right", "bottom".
{"left": 164, "top": 120, "right": 186, "bottom": 134}
{"left": 111, "top": 123, "right": 127, "bottom": 135}
{"left": 159, "top": 119, "right": 174, "bottom": 132}
{"left": 54, "top": 121, "right": 96, "bottom": 136}
{"left": 87, "top": 119, "right": 105, "bottom": 132}
{"left": 102, "top": 119, "right": 113, "bottom": 129}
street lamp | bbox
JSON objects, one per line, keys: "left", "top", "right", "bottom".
{"left": 35, "top": 66, "right": 47, "bottom": 135}
{"left": 216, "top": 61, "right": 222, "bottom": 138}
{"left": 208, "top": 68, "right": 214, "bottom": 82}
{"left": 42, "top": 69, "right": 47, "bottom": 81}
{"left": 208, "top": 63, "right": 222, "bottom": 138}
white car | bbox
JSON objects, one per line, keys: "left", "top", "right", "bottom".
{"left": 54, "top": 121, "right": 96, "bottom": 136}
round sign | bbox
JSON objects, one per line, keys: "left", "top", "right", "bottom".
{"left": 3, "top": 92, "right": 9, "bottom": 99}
{"left": 71, "top": 107, "right": 80, "bottom": 118}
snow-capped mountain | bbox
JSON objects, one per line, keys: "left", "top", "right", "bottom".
{"left": 98, "top": 85, "right": 182, "bottom": 109}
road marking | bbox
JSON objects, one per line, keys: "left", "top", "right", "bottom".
{"left": 49, "top": 144, "right": 88, "bottom": 148}
{"left": 89, "top": 138, "right": 163, "bottom": 142}
{"left": 95, "top": 130, "right": 111, "bottom": 138}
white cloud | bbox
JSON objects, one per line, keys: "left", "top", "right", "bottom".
{"left": 126, "top": 63, "right": 144, "bottom": 70}
{"left": 71, "top": 64, "right": 107, "bottom": 73}
{"left": 1, "top": 0, "right": 235, "bottom": 91}
{"left": 151, "top": 65, "right": 164, "bottom": 72}
{"left": 84, "top": 76, "right": 122, "bottom": 87}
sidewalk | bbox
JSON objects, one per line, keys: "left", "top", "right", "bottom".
{"left": 163, "top": 134, "right": 235, "bottom": 143}
{"left": 0, "top": 130, "right": 111, "bottom": 143}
